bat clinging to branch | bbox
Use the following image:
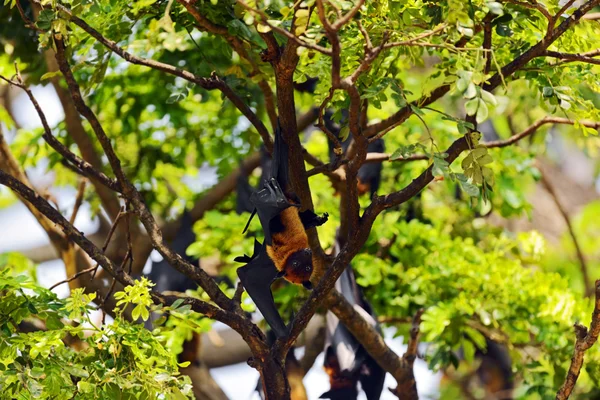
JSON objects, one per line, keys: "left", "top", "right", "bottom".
{"left": 235, "top": 124, "right": 329, "bottom": 337}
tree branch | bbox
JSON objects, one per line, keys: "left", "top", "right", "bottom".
{"left": 0, "top": 168, "right": 267, "bottom": 357}
{"left": 556, "top": 280, "right": 600, "bottom": 400}
{"left": 0, "top": 75, "right": 120, "bottom": 192}
{"left": 45, "top": 2, "right": 272, "bottom": 149}
{"left": 366, "top": 0, "right": 598, "bottom": 139}
{"left": 543, "top": 49, "right": 600, "bottom": 65}
{"left": 540, "top": 169, "right": 592, "bottom": 297}
{"left": 50, "top": 38, "right": 234, "bottom": 310}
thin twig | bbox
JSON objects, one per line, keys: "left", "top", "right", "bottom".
{"left": 356, "top": 117, "right": 600, "bottom": 167}
{"left": 543, "top": 49, "right": 600, "bottom": 65}
{"left": 540, "top": 171, "right": 592, "bottom": 297}
{"left": 383, "top": 24, "right": 448, "bottom": 49}
{"left": 555, "top": 0, "right": 579, "bottom": 22}
{"left": 0, "top": 75, "right": 120, "bottom": 192}
{"left": 69, "top": 179, "right": 87, "bottom": 225}
{"left": 236, "top": 0, "right": 332, "bottom": 55}
{"left": 40, "top": 2, "right": 271, "bottom": 148}
{"left": 0, "top": 169, "right": 268, "bottom": 354}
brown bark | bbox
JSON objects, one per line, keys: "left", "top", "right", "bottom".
{"left": 556, "top": 280, "right": 600, "bottom": 399}
{"left": 260, "top": 357, "right": 291, "bottom": 400}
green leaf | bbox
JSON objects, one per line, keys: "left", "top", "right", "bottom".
{"left": 487, "top": 2, "right": 504, "bottom": 15}
{"left": 465, "top": 98, "right": 479, "bottom": 116}
{"left": 40, "top": 71, "right": 62, "bottom": 81}
{"left": 477, "top": 154, "right": 493, "bottom": 165}
{"left": 480, "top": 90, "right": 497, "bottom": 106}
{"left": 461, "top": 181, "right": 480, "bottom": 197}
{"left": 339, "top": 125, "right": 350, "bottom": 141}
{"left": 37, "top": 10, "right": 56, "bottom": 30}
{"left": 496, "top": 23, "right": 513, "bottom": 36}
{"left": 463, "top": 339, "right": 476, "bottom": 362}
{"left": 166, "top": 93, "right": 187, "bottom": 104}
{"left": 476, "top": 101, "right": 489, "bottom": 123}
{"left": 464, "top": 83, "right": 477, "bottom": 99}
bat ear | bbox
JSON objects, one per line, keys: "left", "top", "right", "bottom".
{"left": 302, "top": 281, "right": 313, "bottom": 290}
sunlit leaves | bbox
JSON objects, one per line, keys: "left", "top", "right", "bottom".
{"left": 114, "top": 277, "right": 155, "bottom": 321}
{"left": 356, "top": 218, "right": 597, "bottom": 390}
{"left": 0, "top": 270, "right": 194, "bottom": 398}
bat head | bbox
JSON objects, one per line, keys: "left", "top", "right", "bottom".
{"left": 284, "top": 248, "right": 313, "bottom": 289}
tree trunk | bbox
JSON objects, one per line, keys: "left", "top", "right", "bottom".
{"left": 260, "top": 357, "right": 291, "bottom": 400}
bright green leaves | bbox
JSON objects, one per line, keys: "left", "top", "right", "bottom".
{"left": 356, "top": 217, "right": 596, "bottom": 390}
{"left": 0, "top": 271, "right": 193, "bottom": 399}
{"left": 114, "top": 277, "right": 155, "bottom": 321}
{"left": 389, "top": 142, "right": 428, "bottom": 161}
{"left": 294, "top": 8, "right": 310, "bottom": 36}
{"left": 65, "top": 289, "right": 96, "bottom": 321}
{"left": 36, "top": 9, "right": 56, "bottom": 30}
{"left": 432, "top": 152, "right": 450, "bottom": 178}
{"left": 361, "top": 77, "right": 409, "bottom": 110}
{"left": 462, "top": 146, "right": 494, "bottom": 185}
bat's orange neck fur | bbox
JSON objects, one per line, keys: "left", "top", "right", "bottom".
{"left": 266, "top": 206, "right": 310, "bottom": 284}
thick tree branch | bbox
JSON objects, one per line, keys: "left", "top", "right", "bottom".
{"left": 556, "top": 280, "right": 600, "bottom": 400}
{"left": 0, "top": 169, "right": 267, "bottom": 356}
{"left": 51, "top": 39, "right": 234, "bottom": 310}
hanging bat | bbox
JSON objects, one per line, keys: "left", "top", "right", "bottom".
{"left": 320, "top": 241, "right": 385, "bottom": 400}
{"left": 235, "top": 124, "right": 328, "bottom": 338}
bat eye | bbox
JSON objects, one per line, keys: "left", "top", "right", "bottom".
{"left": 305, "top": 266, "right": 310, "bottom": 272}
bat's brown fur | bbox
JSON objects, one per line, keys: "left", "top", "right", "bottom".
{"left": 266, "top": 206, "right": 312, "bottom": 285}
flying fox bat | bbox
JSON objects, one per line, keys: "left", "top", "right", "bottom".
{"left": 320, "top": 241, "right": 385, "bottom": 400}
{"left": 235, "top": 124, "right": 328, "bottom": 338}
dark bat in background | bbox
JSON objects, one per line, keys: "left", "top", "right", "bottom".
{"left": 143, "top": 211, "right": 199, "bottom": 364}
{"left": 324, "top": 110, "right": 386, "bottom": 199}
{"left": 320, "top": 241, "right": 386, "bottom": 400}
{"left": 235, "top": 124, "right": 329, "bottom": 338}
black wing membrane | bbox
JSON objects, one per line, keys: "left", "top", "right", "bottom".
{"left": 250, "top": 178, "right": 294, "bottom": 246}
{"left": 235, "top": 240, "right": 288, "bottom": 338}
{"left": 243, "top": 123, "right": 295, "bottom": 244}
{"left": 236, "top": 164, "right": 256, "bottom": 215}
